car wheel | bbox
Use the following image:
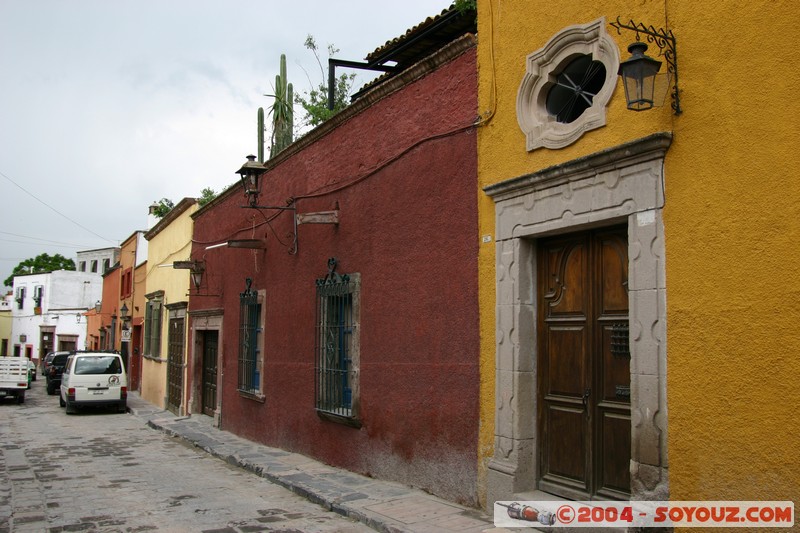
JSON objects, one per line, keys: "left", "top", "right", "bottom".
{"left": 17, "top": 391, "right": 25, "bottom": 404}
{"left": 59, "top": 394, "right": 65, "bottom": 407}
{"left": 46, "top": 383, "right": 54, "bottom": 395}
{"left": 65, "top": 401, "right": 75, "bottom": 414}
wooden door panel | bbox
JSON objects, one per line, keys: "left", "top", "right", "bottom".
{"left": 202, "top": 330, "right": 218, "bottom": 417}
{"left": 543, "top": 405, "right": 587, "bottom": 483}
{"left": 167, "top": 317, "right": 185, "bottom": 414}
{"left": 545, "top": 327, "right": 587, "bottom": 397}
{"left": 600, "top": 324, "right": 631, "bottom": 403}
{"left": 539, "top": 226, "right": 630, "bottom": 500}
{"left": 594, "top": 228, "right": 631, "bottom": 499}
{"left": 598, "top": 234, "right": 628, "bottom": 314}
{"left": 544, "top": 243, "right": 588, "bottom": 316}
{"left": 598, "top": 411, "right": 632, "bottom": 497}
{"left": 540, "top": 234, "right": 592, "bottom": 499}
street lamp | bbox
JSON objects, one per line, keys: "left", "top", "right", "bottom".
{"left": 236, "top": 155, "right": 267, "bottom": 207}
{"left": 618, "top": 42, "right": 662, "bottom": 111}
{"left": 610, "top": 17, "right": 682, "bottom": 115}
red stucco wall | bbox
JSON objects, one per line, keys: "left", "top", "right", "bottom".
{"left": 190, "top": 45, "right": 478, "bottom": 504}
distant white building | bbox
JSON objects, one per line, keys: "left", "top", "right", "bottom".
{"left": 11, "top": 270, "right": 103, "bottom": 364}
{"left": 76, "top": 247, "right": 120, "bottom": 275}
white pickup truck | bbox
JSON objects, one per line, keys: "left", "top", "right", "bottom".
{"left": 0, "top": 356, "right": 30, "bottom": 403}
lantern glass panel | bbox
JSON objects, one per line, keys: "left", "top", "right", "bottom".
{"left": 622, "top": 72, "right": 656, "bottom": 110}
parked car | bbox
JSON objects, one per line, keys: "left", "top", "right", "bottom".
{"left": 45, "top": 352, "right": 72, "bottom": 395}
{"left": 60, "top": 352, "right": 127, "bottom": 414}
{"left": 27, "top": 360, "right": 36, "bottom": 387}
{"left": 42, "top": 352, "right": 58, "bottom": 375}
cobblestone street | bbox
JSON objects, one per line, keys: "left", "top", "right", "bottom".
{"left": 0, "top": 380, "right": 374, "bottom": 532}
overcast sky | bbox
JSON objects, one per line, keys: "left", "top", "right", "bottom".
{"left": 0, "top": 0, "right": 454, "bottom": 289}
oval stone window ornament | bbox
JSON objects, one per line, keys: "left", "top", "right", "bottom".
{"left": 517, "top": 18, "right": 620, "bottom": 151}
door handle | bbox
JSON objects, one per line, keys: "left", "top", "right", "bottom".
{"left": 582, "top": 388, "right": 591, "bottom": 419}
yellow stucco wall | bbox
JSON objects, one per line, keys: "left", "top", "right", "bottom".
{"left": 140, "top": 202, "right": 197, "bottom": 409}
{"left": 0, "top": 309, "right": 11, "bottom": 354}
{"left": 477, "top": 0, "right": 799, "bottom": 506}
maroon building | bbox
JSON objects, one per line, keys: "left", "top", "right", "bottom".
{"left": 187, "top": 10, "right": 479, "bottom": 505}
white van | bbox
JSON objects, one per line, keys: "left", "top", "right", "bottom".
{"left": 59, "top": 352, "right": 127, "bottom": 414}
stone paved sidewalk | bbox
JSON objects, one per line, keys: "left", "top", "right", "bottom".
{"left": 127, "top": 392, "right": 505, "bottom": 533}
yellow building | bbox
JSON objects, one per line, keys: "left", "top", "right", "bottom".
{"left": 477, "top": 0, "right": 799, "bottom": 509}
{"left": 140, "top": 198, "right": 198, "bottom": 414}
{"left": 0, "top": 292, "right": 12, "bottom": 355}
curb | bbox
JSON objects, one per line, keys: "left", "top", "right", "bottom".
{"left": 129, "top": 400, "right": 496, "bottom": 533}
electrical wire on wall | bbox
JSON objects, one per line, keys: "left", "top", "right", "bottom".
{"left": 143, "top": 240, "right": 193, "bottom": 281}
{"left": 293, "top": 122, "right": 476, "bottom": 201}
{"left": 474, "top": 0, "right": 497, "bottom": 127}
{"left": 196, "top": 121, "right": 477, "bottom": 249}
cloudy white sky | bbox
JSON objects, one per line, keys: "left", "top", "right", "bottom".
{"left": 0, "top": 0, "right": 454, "bottom": 289}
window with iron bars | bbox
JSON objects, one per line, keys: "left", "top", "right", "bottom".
{"left": 315, "top": 269, "right": 359, "bottom": 422}
{"left": 238, "top": 279, "right": 263, "bottom": 395}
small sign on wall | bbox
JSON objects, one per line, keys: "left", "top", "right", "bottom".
{"left": 121, "top": 329, "right": 131, "bottom": 342}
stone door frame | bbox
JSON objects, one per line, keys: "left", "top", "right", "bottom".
{"left": 484, "top": 132, "right": 671, "bottom": 504}
{"left": 189, "top": 309, "right": 224, "bottom": 427}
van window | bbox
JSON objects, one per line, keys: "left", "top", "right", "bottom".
{"left": 74, "top": 356, "right": 122, "bottom": 375}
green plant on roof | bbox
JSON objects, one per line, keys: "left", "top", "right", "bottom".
{"left": 257, "top": 107, "right": 265, "bottom": 163}
{"left": 267, "top": 54, "right": 294, "bottom": 158}
{"left": 295, "top": 35, "right": 356, "bottom": 129}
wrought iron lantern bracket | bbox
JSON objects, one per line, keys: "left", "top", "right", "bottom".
{"left": 237, "top": 154, "right": 298, "bottom": 255}
{"left": 610, "top": 17, "right": 682, "bottom": 115}
{"left": 239, "top": 203, "right": 298, "bottom": 255}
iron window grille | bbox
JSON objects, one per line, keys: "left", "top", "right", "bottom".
{"left": 610, "top": 322, "right": 631, "bottom": 358}
{"left": 33, "top": 285, "right": 44, "bottom": 308}
{"left": 238, "top": 279, "right": 262, "bottom": 395}
{"left": 315, "top": 260, "right": 359, "bottom": 420}
{"left": 15, "top": 287, "right": 25, "bottom": 309}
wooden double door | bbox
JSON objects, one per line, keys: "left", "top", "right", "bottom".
{"left": 201, "top": 330, "right": 218, "bottom": 417}
{"left": 166, "top": 317, "right": 185, "bottom": 415}
{"left": 538, "top": 226, "right": 631, "bottom": 500}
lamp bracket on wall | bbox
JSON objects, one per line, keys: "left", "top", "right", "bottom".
{"left": 610, "top": 17, "right": 681, "bottom": 115}
{"left": 173, "top": 260, "right": 205, "bottom": 293}
{"left": 240, "top": 203, "right": 298, "bottom": 255}
{"left": 236, "top": 155, "right": 298, "bottom": 255}
{"left": 296, "top": 210, "right": 339, "bottom": 225}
